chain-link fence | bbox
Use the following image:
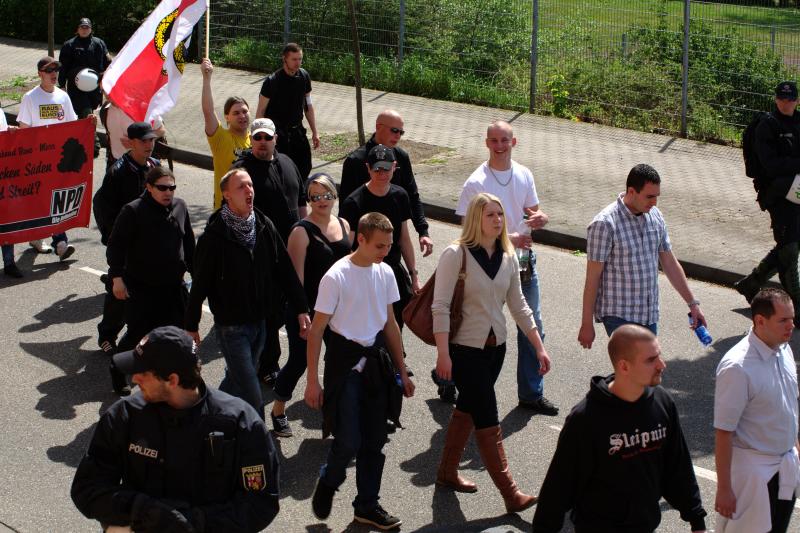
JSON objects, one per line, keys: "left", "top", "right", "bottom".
{"left": 207, "top": 0, "right": 800, "bottom": 144}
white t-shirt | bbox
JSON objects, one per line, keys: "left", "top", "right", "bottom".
{"left": 315, "top": 256, "right": 400, "bottom": 347}
{"left": 17, "top": 85, "right": 77, "bottom": 127}
{"left": 0, "top": 110, "right": 7, "bottom": 131}
{"left": 456, "top": 160, "right": 539, "bottom": 234}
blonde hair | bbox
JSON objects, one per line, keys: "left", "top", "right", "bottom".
{"left": 306, "top": 172, "right": 337, "bottom": 198}
{"left": 457, "top": 192, "right": 513, "bottom": 253}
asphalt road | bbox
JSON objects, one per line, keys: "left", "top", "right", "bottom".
{"left": 0, "top": 153, "right": 797, "bottom": 533}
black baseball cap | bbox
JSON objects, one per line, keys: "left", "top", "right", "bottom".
{"left": 79, "top": 18, "right": 92, "bottom": 28}
{"left": 127, "top": 122, "right": 159, "bottom": 140}
{"left": 113, "top": 326, "right": 199, "bottom": 376}
{"left": 37, "top": 56, "right": 60, "bottom": 71}
{"left": 775, "top": 81, "right": 798, "bottom": 100}
{"left": 367, "top": 144, "right": 396, "bottom": 171}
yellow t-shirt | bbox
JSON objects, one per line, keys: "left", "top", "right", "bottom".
{"left": 207, "top": 120, "right": 250, "bottom": 208}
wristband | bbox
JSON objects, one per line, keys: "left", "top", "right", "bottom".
{"left": 687, "top": 299, "right": 700, "bottom": 308}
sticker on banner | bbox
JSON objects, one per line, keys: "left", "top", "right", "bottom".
{"left": 50, "top": 183, "right": 85, "bottom": 223}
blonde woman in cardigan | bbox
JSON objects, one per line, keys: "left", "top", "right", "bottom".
{"left": 431, "top": 192, "right": 551, "bottom": 513}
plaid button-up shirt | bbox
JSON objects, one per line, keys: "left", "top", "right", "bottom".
{"left": 587, "top": 193, "right": 671, "bottom": 325}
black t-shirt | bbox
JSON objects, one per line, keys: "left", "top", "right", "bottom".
{"left": 259, "top": 68, "right": 311, "bottom": 131}
{"left": 339, "top": 184, "right": 410, "bottom": 266}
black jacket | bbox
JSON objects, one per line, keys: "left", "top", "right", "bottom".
{"left": 185, "top": 208, "right": 308, "bottom": 331}
{"left": 58, "top": 34, "right": 110, "bottom": 109}
{"left": 322, "top": 331, "right": 402, "bottom": 439}
{"left": 531, "top": 375, "right": 707, "bottom": 533}
{"left": 71, "top": 381, "right": 280, "bottom": 532}
{"left": 755, "top": 108, "right": 800, "bottom": 207}
{"left": 232, "top": 150, "right": 306, "bottom": 243}
{"left": 93, "top": 153, "right": 160, "bottom": 244}
{"left": 106, "top": 192, "right": 195, "bottom": 286}
{"left": 340, "top": 134, "right": 429, "bottom": 237}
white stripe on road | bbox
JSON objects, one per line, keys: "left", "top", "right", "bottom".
{"left": 79, "top": 266, "right": 287, "bottom": 335}
{"left": 547, "top": 422, "right": 800, "bottom": 509}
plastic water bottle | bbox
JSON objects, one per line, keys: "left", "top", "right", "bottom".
{"left": 688, "top": 313, "right": 712, "bottom": 346}
{"left": 394, "top": 372, "right": 403, "bottom": 387}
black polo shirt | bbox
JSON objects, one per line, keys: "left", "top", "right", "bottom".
{"left": 259, "top": 68, "right": 311, "bottom": 132}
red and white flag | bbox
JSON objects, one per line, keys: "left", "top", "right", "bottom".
{"left": 102, "top": 0, "right": 208, "bottom": 122}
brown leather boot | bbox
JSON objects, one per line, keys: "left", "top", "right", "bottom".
{"left": 474, "top": 425, "right": 537, "bottom": 513}
{"left": 436, "top": 409, "right": 478, "bottom": 493}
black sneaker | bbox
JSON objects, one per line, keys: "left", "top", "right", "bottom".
{"left": 312, "top": 479, "right": 335, "bottom": 519}
{"left": 519, "top": 396, "right": 559, "bottom": 416}
{"left": 261, "top": 371, "right": 278, "bottom": 388}
{"left": 98, "top": 339, "right": 117, "bottom": 356}
{"left": 110, "top": 364, "right": 130, "bottom": 396}
{"left": 271, "top": 413, "right": 293, "bottom": 437}
{"left": 3, "top": 264, "right": 23, "bottom": 278}
{"left": 354, "top": 504, "right": 402, "bottom": 530}
{"left": 438, "top": 383, "right": 458, "bottom": 404}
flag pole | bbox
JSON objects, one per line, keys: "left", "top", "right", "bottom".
{"left": 204, "top": 3, "right": 210, "bottom": 58}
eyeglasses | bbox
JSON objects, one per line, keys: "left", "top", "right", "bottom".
{"left": 252, "top": 133, "right": 273, "bottom": 141}
{"left": 310, "top": 192, "right": 336, "bottom": 202}
{"left": 153, "top": 184, "right": 177, "bottom": 192}
{"left": 378, "top": 123, "right": 405, "bottom": 136}
{"left": 39, "top": 67, "right": 59, "bottom": 73}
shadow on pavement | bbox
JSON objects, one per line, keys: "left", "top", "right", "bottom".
{"left": 273, "top": 437, "right": 330, "bottom": 502}
{"left": 19, "top": 292, "right": 103, "bottom": 333}
{"left": 415, "top": 505, "right": 531, "bottom": 533}
{"left": 0, "top": 248, "right": 77, "bottom": 287}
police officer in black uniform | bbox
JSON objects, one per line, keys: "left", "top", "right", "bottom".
{"left": 255, "top": 42, "right": 319, "bottom": 180}
{"left": 71, "top": 326, "right": 280, "bottom": 532}
{"left": 58, "top": 17, "right": 111, "bottom": 118}
{"left": 735, "top": 81, "right": 800, "bottom": 325}
{"left": 93, "top": 122, "right": 161, "bottom": 361}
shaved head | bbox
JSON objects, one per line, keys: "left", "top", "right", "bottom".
{"left": 487, "top": 120, "right": 513, "bottom": 138}
{"left": 375, "top": 109, "right": 405, "bottom": 147}
{"left": 608, "top": 324, "right": 657, "bottom": 367}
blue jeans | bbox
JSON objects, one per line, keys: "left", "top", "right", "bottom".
{"left": 51, "top": 232, "right": 68, "bottom": 247}
{"left": 2, "top": 244, "right": 14, "bottom": 266}
{"left": 602, "top": 316, "right": 658, "bottom": 336}
{"left": 216, "top": 320, "right": 267, "bottom": 419}
{"left": 320, "top": 370, "right": 388, "bottom": 513}
{"left": 516, "top": 250, "right": 545, "bottom": 402}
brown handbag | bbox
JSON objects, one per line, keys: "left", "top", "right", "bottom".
{"left": 402, "top": 246, "right": 467, "bottom": 346}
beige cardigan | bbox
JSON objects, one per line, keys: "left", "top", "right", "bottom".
{"left": 431, "top": 243, "right": 536, "bottom": 349}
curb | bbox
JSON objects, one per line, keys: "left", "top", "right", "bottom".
{"left": 7, "top": 110, "right": 745, "bottom": 289}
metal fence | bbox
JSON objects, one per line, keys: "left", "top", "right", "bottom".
{"left": 207, "top": 0, "right": 800, "bottom": 143}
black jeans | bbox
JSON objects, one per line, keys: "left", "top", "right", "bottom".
{"left": 768, "top": 471, "right": 796, "bottom": 533}
{"left": 450, "top": 342, "right": 506, "bottom": 429}
{"left": 117, "top": 280, "right": 187, "bottom": 352}
{"left": 97, "top": 272, "right": 125, "bottom": 343}
{"left": 277, "top": 125, "right": 311, "bottom": 180}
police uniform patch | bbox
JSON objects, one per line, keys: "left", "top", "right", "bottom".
{"left": 241, "top": 464, "right": 266, "bottom": 491}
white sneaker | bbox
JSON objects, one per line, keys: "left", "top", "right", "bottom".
{"left": 29, "top": 239, "right": 53, "bottom": 253}
{"left": 56, "top": 241, "right": 75, "bottom": 262}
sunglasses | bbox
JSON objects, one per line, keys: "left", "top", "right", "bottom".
{"left": 310, "top": 192, "right": 336, "bottom": 202}
{"left": 39, "top": 67, "right": 59, "bottom": 73}
{"left": 153, "top": 184, "right": 177, "bottom": 192}
{"left": 252, "top": 133, "right": 273, "bottom": 141}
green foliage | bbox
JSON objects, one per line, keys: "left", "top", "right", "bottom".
{"left": 0, "top": 0, "right": 159, "bottom": 51}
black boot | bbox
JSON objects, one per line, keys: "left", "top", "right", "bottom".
{"left": 777, "top": 243, "right": 800, "bottom": 323}
{"left": 735, "top": 249, "right": 779, "bottom": 303}
{"left": 109, "top": 363, "right": 130, "bottom": 396}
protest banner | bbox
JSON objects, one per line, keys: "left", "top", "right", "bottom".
{"left": 0, "top": 118, "right": 94, "bottom": 245}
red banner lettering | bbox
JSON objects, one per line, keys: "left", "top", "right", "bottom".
{"left": 0, "top": 119, "right": 94, "bottom": 245}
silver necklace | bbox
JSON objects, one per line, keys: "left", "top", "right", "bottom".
{"left": 487, "top": 163, "right": 512, "bottom": 186}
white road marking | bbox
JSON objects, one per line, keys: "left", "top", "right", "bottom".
{"left": 79, "top": 266, "right": 286, "bottom": 335}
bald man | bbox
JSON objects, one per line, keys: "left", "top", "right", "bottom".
{"left": 455, "top": 120, "right": 553, "bottom": 413}
{"left": 340, "top": 109, "right": 433, "bottom": 257}
{"left": 532, "top": 325, "right": 707, "bottom": 533}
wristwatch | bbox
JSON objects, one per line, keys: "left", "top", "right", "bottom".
{"left": 687, "top": 299, "right": 700, "bottom": 308}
